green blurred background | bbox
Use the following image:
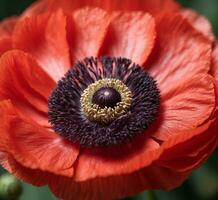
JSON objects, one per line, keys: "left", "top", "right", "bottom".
{"left": 0, "top": 0, "right": 217, "bottom": 200}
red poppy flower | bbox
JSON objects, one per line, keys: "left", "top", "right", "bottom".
{"left": 0, "top": 0, "right": 217, "bottom": 200}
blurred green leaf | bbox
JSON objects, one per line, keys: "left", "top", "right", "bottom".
{"left": 124, "top": 191, "right": 158, "bottom": 200}
{"left": 0, "top": 0, "right": 35, "bottom": 20}
{"left": 20, "top": 184, "right": 57, "bottom": 200}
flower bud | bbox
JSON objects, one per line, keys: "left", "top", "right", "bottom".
{"left": 0, "top": 174, "right": 22, "bottom": 200}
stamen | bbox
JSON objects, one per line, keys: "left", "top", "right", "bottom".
{"left": 48, "top": 57, "right": 160, "bottom": 147}
{"left": 81, "top": 79, "right": 132, "bottom": 124}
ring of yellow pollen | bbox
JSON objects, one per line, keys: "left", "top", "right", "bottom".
{"left": 80, "top": 79, "right": 132, "bottom": 124}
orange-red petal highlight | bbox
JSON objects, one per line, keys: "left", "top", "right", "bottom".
{"left": 151, "top": 75, "right": 215, "bottom": 141}
{"left": 101, "top": 12, "right": 156, "bottom": 65}
{"left": 68, "top": 7, "right": 110, "bottom": 63}
{"left": 0, "top": 100, "right": 79, "bottom": 177}
{"left": 0, "top": 50, "right": 55, "bottom": 126}
{"left": 13, "top": 10, "right": 71, "bottom": 81}
{"left": 147, "top": 14, "right": 212, "bottom": 94}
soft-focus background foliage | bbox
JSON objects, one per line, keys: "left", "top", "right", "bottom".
{"left": 0, "top": 0, "right": 217, "bottom": 200}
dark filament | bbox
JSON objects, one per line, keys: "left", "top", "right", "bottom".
{"left": 48, "top": 57, "right": 160, "bottom": 147}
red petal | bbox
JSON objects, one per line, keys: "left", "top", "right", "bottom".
{"left": 23, "top": 0, "right": 179, "bottom": 17}
{"left": 93, "top": 0, "right": 180, "bottom": 15}
{"left": 73, "top": 135, "right": 161, "bottom": 181}
{"left": 101, "top": 12, "right": 156, "bottom": 65}
{"left": 182, "top": 9, "right": 215, "bottom": 42}
{"left": 48, "top": 163, "right": 189, "bottom": 200}
{"left": 0, "top": 100, "right": 79, "bottom": 177}
{"left": 2, "top": 150, "right": 164, "bottom": 200}
{"left": 157, "top": 119, "right": 217, "bottom": 172}
{"left": 21, "top": 0, "right": 51, "bottom": 18}
{"left": 3, "top": 124, "right": 210, "bottom": 200}
{"left": 0, "top": 16, "right": 18, "bottom": 37}
{"left": 211, "top": 43, "right": 218, "bottom": 107}
{"left": 151, "top": 75, "right": 215, "bottom": 140}
{"left": 13, "top": 10, "right": 71, "bottom": 81}
{"left": 68, "top": 7, "right": 110, "bottom": 63}
{"left": 211, "top": 42, "right": 218, "bottom": 80}
{"left": 0, "top": 38, "right": 12, "bottom": 56}
{"left": 158, "top": 140, "right": 216, "bottom": 172}
{"left": 0, "top": 50, "right": 55, "bottom": 126}
{"left": 1, "top": 118, "right": 214, "bottom": 200}
{"left": 147, "top": 14, "right": 212, "bottom": 93}
{"left": 0, "top": 152, "right": 50, "bottom": 186}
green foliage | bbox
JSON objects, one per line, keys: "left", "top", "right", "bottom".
{"left": 0, "top": 0, "right": 35, "bottom": 20}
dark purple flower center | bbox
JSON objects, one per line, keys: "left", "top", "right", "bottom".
{"left": 92, "top": 87, "right": 121, "bottom": 108}
{"left": 48, "top": 57, "right": 160, "bottom": 147}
